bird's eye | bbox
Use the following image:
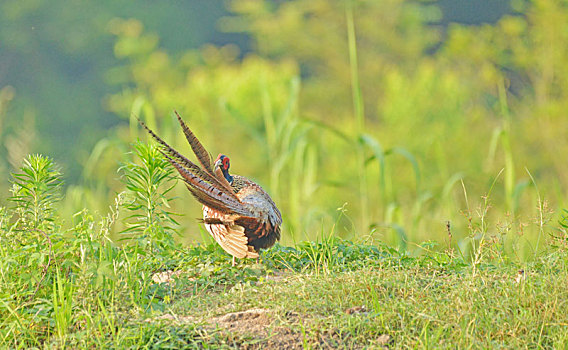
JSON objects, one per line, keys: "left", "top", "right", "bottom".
{"left": 223, "top": 157, "right": 230, "bottom": 169}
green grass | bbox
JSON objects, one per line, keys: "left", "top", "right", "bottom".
{"left": 2, "top": 150, "right": 568, "bottom": 349}
{"left": 4, "top": 239, "right": 568, "bottom": 348}
{"left": 166, "top": 248, "right": 568, "bottom": 349}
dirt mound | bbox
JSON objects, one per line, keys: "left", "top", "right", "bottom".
{"left": 211, "top": 309, "right": 304, "bottom": 349}
{"left": 148, "top": 308, "right": 315, "bottom": 349}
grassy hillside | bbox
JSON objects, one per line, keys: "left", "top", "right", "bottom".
{"left": 1, "top": 152, "right": 567, "bottom": 348}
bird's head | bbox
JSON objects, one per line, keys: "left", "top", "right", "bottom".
{"left": 214, "top": 154, "right": 233, "bottom": 183}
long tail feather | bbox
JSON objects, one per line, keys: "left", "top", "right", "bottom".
{"left": 162, "top": 153, "right": 252, "bottom": 216}
{"left": 186, "top": 185, "right": 234, "bottom": 213}
{"left": 175, "top": 111, "right": 214, "bottom": 173}
{"left": 172, "top": 112, "right": 235, "bottom": 195}
{"left": 138, "top": 118, "right": 240, "bottom": 202}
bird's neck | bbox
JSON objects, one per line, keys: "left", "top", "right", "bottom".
{"left": 222, "top": 169, "right": 234, "bottom": 184}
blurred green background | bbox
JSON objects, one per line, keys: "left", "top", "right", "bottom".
{"left": 1, "top": 0, "right": 566, "bottom": 258}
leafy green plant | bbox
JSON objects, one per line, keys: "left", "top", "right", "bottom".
{"left": 0, "top": 155, "right": 64, "bottom": 346}
{"left": 0, "top": 149, "right": 185, "bottom": 347}
{"left": 9, "top": 154, "right": 62, "bottom": 230}
{"left": 0, "top": 155, "right": 62, "bottom": 306}
{"left": 52, "top": 268, "right": 74, "bottom": 341}
{"left": 120, "top": 141, "right": 179, "bottom": 258}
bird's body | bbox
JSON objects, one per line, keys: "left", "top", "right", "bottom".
{"left": 139, "top": 112, "right": 281, "bottom": 264}
{"left": 203, "top": 175, "right": 281, "bottom": 256}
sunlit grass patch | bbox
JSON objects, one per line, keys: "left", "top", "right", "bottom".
{"left": 161, "top": 244, "right": 568, "bottom": 349}
{"left": 1, "top": 150, "right": 568, "bottom": 348}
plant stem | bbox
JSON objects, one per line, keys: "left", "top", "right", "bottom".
{"left": 346, "top": 2, "right": 368, "bottom": 232}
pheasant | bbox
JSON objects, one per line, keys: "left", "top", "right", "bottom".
{"left": 138, "top": 112, "right": 282, "bottom": 266}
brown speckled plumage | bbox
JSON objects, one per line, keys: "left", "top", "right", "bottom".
{"left": 138, "top": 112, "right": 282, "bottom": 264}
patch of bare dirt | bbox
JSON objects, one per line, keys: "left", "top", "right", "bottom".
{"left": 148, "top": 308, "right": 347, "bottom": 349}
{"left": 151, "top": 270, "right": 183, "bottom": 284}
{"left": 210, "top": 309, "right": 305, "bottom": 349}
{"left": 262, "top": 270, "right": 291, "bottom": 283}
{"left": 344, "top": 305, "right": 368, "bottom": 315}
{"left": 209, "top": 308, "right": 272, "bottom": 334}
{"left": 376, "top": 334, "right": 393, "bottom": 348}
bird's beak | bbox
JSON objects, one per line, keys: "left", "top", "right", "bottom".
{"left": 214, "top": 158, "right": 222, "bottom": 169}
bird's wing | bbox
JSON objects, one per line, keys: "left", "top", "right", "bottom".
{"left": 233, "top": 180, "right": 283, "bottom": 239}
